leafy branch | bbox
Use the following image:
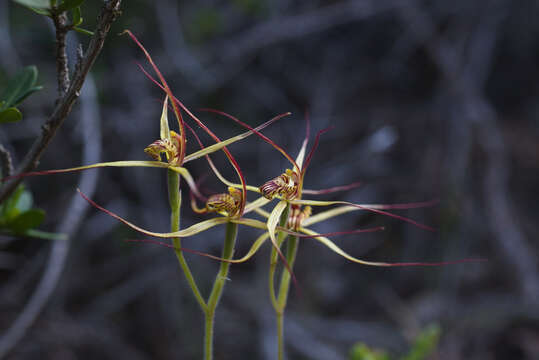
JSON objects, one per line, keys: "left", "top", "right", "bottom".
{"left": 0, "top": 0, "right": 122, "bottom": 204}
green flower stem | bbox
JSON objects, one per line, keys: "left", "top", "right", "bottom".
{"left": 277, "top": 236, "right": 299, "bottom": 309}
{"left": 204, "top": 221, "right": 238, "bottom": 360}
{"left": 269, "top": 203, "right": 291, "bottom": 310}
{"left": 167, "top": 169, "right": 207, "bottom": 312}
{"left": 268, "top": 203, "right": 292, "bottom": 360}
{"left": 275, "top": 235, "right": 299, "bottom": 360}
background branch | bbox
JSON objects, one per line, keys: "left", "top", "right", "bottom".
{"left": 0, "top": 73, "right": 102, "bottom": 359}
{"left": 0, "top": 0, "right": 121, "bottom": 204}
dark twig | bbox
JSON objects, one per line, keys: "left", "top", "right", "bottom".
{"left": 0, "top": 0, "right": 122, "bottom": 204}
{"left": 52, "top": 12, "right": 70, "bottom": 97}
{"left": 0, "top": 144, "right": 13, "bottom": 178}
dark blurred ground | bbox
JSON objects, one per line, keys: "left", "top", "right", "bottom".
{"left": 1, "top": 0, "right": 538, "bottom": 359}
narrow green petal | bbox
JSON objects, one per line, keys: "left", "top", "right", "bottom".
{"left": 295, "top": 138, "right": 308, "bottom": 171}
{"left": 302, "top": 206, "right": 357, "bottom": 226}
{"left": 291, "top": 199, "right": 340, "bottom": 206}
{"left": 79, "top": 189, "right": 231, "bottom": 238}
{"left": 292, "top": 199, "right": 435, "bottom": 231}
{"left": 27, "top": 160, "right": 170, "bottom": 175}
{"left": 231, "top": 217, "right": 306, "bottom": 238}
{"left": 226, "top": 232, "right": 269, "bottom": 263}
{"left": 301, "top": 202, "right": 434, "bottom": 227}
{"left": 293, "top": 199, "right": 434, "bottom": 210}
{"left": 300, "top": 227, "right": 390, "bottom": 266}
{"left": 184, "top": 113, "right": 290, "bottom": 164}
{"left": 244, "top": 196, "right": 271, "bottom": 215}
{"left": 253, "top": 207, "right": 270, "bottom": 218}
{"left": 267, "top": 200, "right": 288, "bottom": 252}
{"left": 231, "top": 217, "right": 270, "bottom": 231}
{"left": 160, "top": 95, "right": 171, "bottom": 141}
{"left": 122, "top": 215, "right": 230, "bottom": 238}
{"left": 184, "top": 130, "right": 255, "bottom": 163}
{"left": 200, "top": 155, "right": 260, "bottom": 193}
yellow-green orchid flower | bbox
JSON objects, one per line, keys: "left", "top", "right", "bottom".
{"left": 72, "top": 110, "right": 473, "bottom": 271}
{"left": 188, "top": 111, "right": 461, "bottom": 267}
{"left": 2, "top": 32, "right": 291, "bottom": 219}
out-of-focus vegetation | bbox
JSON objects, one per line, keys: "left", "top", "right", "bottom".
{"left": 1, "top": 0, "right": 538, "bottom": 359}
{"left": 350, "top": 324, "right": 440, "bottom": 360}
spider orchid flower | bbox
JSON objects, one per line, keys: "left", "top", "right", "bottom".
{"left": 1, "top": 32, "right": 291, "bottom": 209}
{"left": 73, "top": 117, "right": 387, "bottom": 276}
{"left": 191, "top": 111, "right": 484, "bottom": 268}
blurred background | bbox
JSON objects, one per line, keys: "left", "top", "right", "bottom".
{"left": 1, "top": 0, "right": 538, "bottom": 359}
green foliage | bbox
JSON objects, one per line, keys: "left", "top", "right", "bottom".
{"left": 0, "top": 184, "right": 65, "bottom": 240}
{"left": 73, "top": 26, "right": 94, "bottom": 36}
{"left": 9, "top": 209, "right": 45, "bottom": 233}
{"left": 12, "top": 0, "right": 50, "bottom": 9}
{"left": 350, "top": 324, "right": 441, "bottom": 360}
{"left": 56, "top": 0, "right": 84, "bottom": 13}
{"left": 0, "top": 65, "right": 42, "bottom": 124}
{"left": 12, "top": 0, "right": 91, "bottom": 35}
{"left": 350, "top": 343, "right": 390, "bottom": 360}
{"left": 233, "top": 0, "right": 267, "bottom": 16}
{"left": 72, "top": 6, "right": 83, "bottom": 25}
{"left": 0, "top": 185, "right": 43, "bottom": 233}
{"left": 0, "top": 65, "right": 42, "bottom": 109}
{"left": 0, "top": 107, "right": 22, "bottom": 124}
{"left": 189, "top": 8, "right": 221, "bottom": 43}
{"left": 68, "top": 3, "right": 93, "bottom": 36}
{"left": 400, "top": 324, "right": 441, "bottom": 360}
{"left": 11, "top": 0, "right": 52, "bottom": 15}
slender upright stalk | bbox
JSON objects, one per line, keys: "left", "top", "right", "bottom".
{"left": 204, "top": 221, "right": 238, "bottom": 360}
{"left": 167, "top": 169, "right": 207, "bottom": 311}
{"left": 268, "top": 204, "right": 293, "bottom": 360}
{"left": 269, "top": 204, "right": 290, "bottom": 310}
{"left": 275, "top": 236, "right": 299, "bottom": 360}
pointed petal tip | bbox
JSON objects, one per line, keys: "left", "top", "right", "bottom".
{"left": 382, "top": 258, "right": 488, "bottom": 267}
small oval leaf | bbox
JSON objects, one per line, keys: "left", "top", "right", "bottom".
{"left": 0, "top": 108, "right": 22, "bottom": 124}
{"left": 13, "top": 85, "right": 43, "bottom": 106}
{"left": 72, "top": 6, "right": 83, "bottom": 26}
{"left": 9, "top": 209, "right": 45, "bottom": 233}
{"left": 0, "top": 185, "right": 25, "bottom": 221}
{"left": 1, "top": 65, "right": 40, "bottom": 108}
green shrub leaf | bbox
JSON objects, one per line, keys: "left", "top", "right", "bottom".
{"left": 57, "top": 0, "right": 84, "bottom": 13}
{"left": 72, "top": 6, "right": 83, "bottom": 26}
{"left": 0, "top": 185, "right": 26, "bottom": 222}
{"left": 400, "top": 324, "right": 441, "bottom": 360}
{"left": 350, "top": 343, "right": 390, "bottom": 360}
{"left": 12, "top": 0, "right": 50, "bottom": 8}
{"left": 0, "top": 108, "right": 23, "bottom": 124}
{"left": 11, "top": 0, "right": 51, "bottom": 15}
{"left": 1, "top": 65, "right": 41, "bottom": 108}
{"left": 9, "top": 209, "right": 45, "bottom": 233}
{"left": 73, "top": 26, "right": 93, "bottom": 36}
